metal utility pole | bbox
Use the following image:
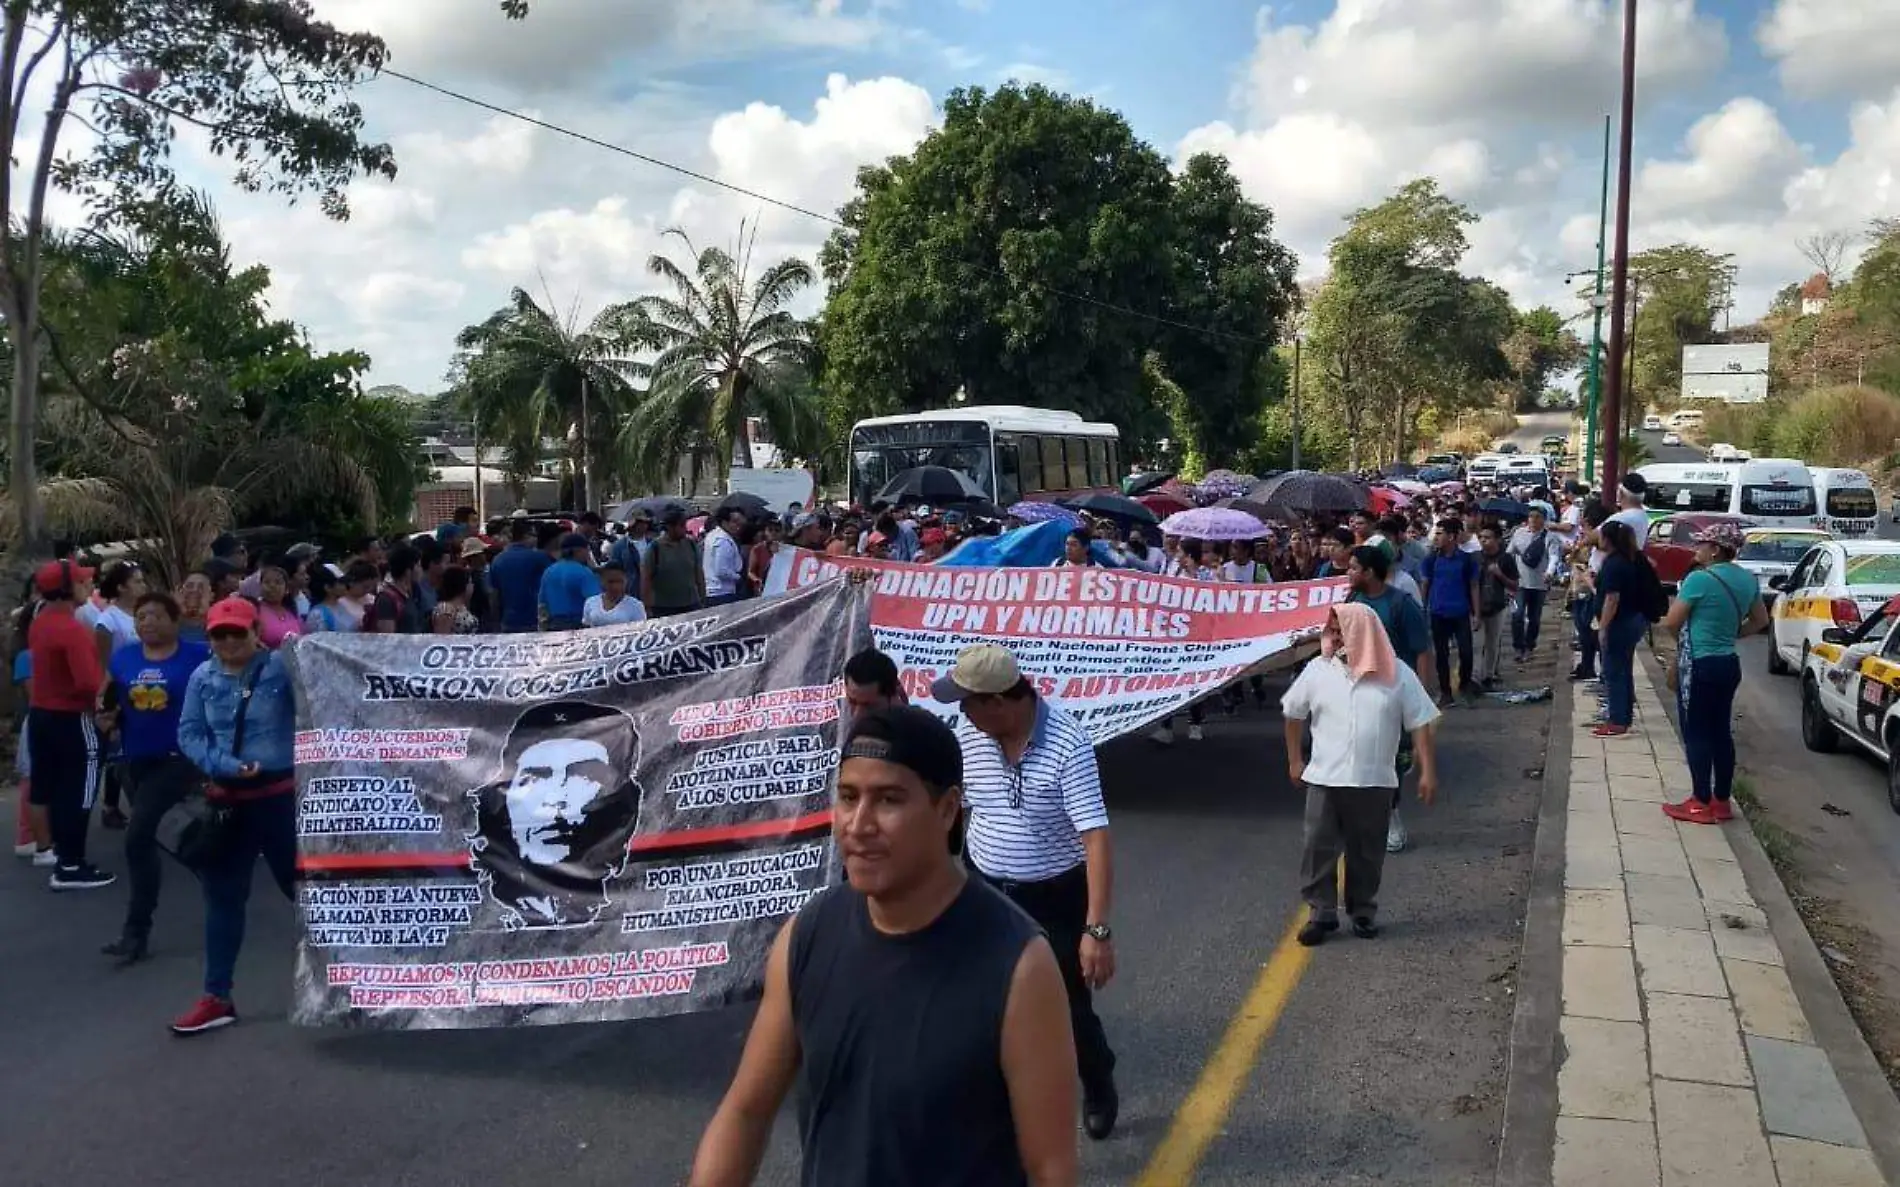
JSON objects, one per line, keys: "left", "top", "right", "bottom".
{"left": 1290, "top": 335, "right": 1303, "bottom": 471}
{"left": 578, "top": 374, "right": 593, "bottom": 514}
{"left": 1601, "top": 0, "right": 1639, "bottom": 486}
{"left": 1583, "top": 114, "right": 1612, "bottom": 488}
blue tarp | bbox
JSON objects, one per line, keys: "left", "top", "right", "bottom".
{"left": 937, "top": 519, "right": 1128, "bottom": 569}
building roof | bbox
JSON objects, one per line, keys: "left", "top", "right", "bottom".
{"left": 1799, "top": 272, "right": 1832, "bottom": 299}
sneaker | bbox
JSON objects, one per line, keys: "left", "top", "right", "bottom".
{"left": 1709, "top": 799, "right": 1735, "bottom": 823}
{"left": 1662, "top": 798, "right": 1718, "bottom": 825}
{"left": 31, "top": 848, "right": 57, "bottom": 867}
{"left": 1186, "top": 724, "right": 1205, "bottom": 742}
{"left": 170, "top": 995, "right": 238, "bottom": 1035}
{"left": 1148, "top": 726, "right": 1175, "bottom": 747}
{"left": 1351, "top": 916, "right": 1380, "bottom": 939}
{"left": 12, "top": 841, "right": 38, "bottom": 857}
{"left": 1386, "top": 810, "right": 1408, "bottom": 854}
{"left": 48, "top": 863, "right": 115, "bottom": 891}
{"left": 1591, "top": 724, "right": 1629, "bottom": 738}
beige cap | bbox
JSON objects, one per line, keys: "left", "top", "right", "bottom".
{"left": 930, "top": 643, "right": 1022, "bottom": 702}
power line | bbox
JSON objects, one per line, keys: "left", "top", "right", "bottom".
{"left": 378, "top": 67, "right": 1278, "bottom": 348}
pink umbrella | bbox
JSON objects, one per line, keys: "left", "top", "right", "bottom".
{"left": 1369, "top": 487, "right": 1412, "bottom": 514}
{"left": 1159, "top": 507, "right": 1269, "bottom": 541}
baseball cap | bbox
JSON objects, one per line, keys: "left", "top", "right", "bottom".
{"left": 930, "top": 643, "right": 1023, "bottom": 702}
{"left": 1619, "top": 472, "right": 1648, "bottom": 495}
{"left": 205, "top": 596, "right": 259, "bottom": 633}
{"left": 841, "top": 704, "right": 963, "bottom": 791}
{"left": 866, "top": 531, "right": 890, "bottom": 548}
{"left": 559, "top": 532, "right": 591, "bottom": 552}
{"left": 33, "top": 560, "right": 94, "bottom": 595}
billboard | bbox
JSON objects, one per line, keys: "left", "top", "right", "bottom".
{"left": 1681, "top": 343, "right": 1769, "bottom": 403}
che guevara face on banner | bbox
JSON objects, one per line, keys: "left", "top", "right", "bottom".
{"left": 466, "top": 701, "right": 645, "bottom": 930}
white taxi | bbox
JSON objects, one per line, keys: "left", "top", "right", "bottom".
{"left": 1796, "top": 595, "right": 1900, "bottom": 812}
{"left": 1768, "top": 539, "right": 1900, "bottom": 675}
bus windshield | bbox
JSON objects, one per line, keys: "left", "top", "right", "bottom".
{"left": 1645, "top": 482, "right": 1731, "bottom": 513}
{"left": 1738, "top": 483, "right": 1817, "bottom": 518}
{"left": 1828, "top": 487, "right": 1878, "bottom": 518}
{"left": 849, "top": 421, "right": 994, "bottom": 506}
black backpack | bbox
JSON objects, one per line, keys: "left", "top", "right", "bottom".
{"left": 1635, "top": 555, "right": 1670, "bottom": 621}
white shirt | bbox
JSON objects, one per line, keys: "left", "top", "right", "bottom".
{"left": 1591, "top": 507, "right": 1651, "bottom": 573}
{"left": 1282, "top": 658, "right": 1441, "bottom": 790}
{"left": 957, "top": 701, "right": 1109, "bottom": 882}
{"left": 1221, "top": 560, "right": 1267, "bottom": 583}
{"left": 1507, "top": 527, "right": 1552, "bottom": 592}
{"left": 95, "top": 604, "right": 140, "bottom": 652}
{"left": 1388, "top": 568, "right": 1422, "bottom": 602}
{"left": 582, "top": 593, "right": 648, "bottom": 628}
{"left": 702, "top": 527, "right": 744, "bottom": 597}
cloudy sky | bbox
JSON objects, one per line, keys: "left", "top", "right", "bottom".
{"left": 133, "top": 0, "right": 1900, "bottom": 391}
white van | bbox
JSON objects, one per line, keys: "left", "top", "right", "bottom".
{"left": 1708, "top": 442, "right": 1740, "bottom": 462}
{"left": 1643, "top": 415, "right": 1664, "bottom": 431}
{"left": 1635, "top": 457, "right": 1824, "bottom": 531}
{"left": 1499, "top": 455, "right": 1552, "bottom": 489}
{"left": 1809, "top": 466, "right": 1878, "bottom": 536}
{"left": 1667, "top": 409, "right": 1705, "bottom": 429}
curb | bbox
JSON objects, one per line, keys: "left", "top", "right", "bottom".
{"left": 1638, "top": 649, "right": 1900, "bottom": 1184}
{"left": 1493, "top": 659, "right": 1570, "bottom": 1187}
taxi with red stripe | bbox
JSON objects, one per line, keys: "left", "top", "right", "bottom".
{"left": 1768, "top": 539, "right": 1900, "bottom": 677}
{"left": 1797, "top": 594, "right": 1900, "bottom": 814}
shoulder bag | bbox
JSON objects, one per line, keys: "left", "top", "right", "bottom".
{"left": 156, "top": 659, "right": 265, "bottom": 871}
{"left": 1665, "top": 568, "right": 1749, "bottom": 694}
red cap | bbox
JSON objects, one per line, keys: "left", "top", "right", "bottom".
{"left": 205, "top": 596, "right": 259, "bottom": 633}
{"left": 33, "top": 560, "right": 94, "bottom": 595}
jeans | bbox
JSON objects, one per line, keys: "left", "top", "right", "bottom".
{"left": 1512, "top": 588, "right": 1548, "bottom": 653}
{"left": 1599, "top": 613, "right": 1648, "bottom": 727}
{"left": 978, "top": 864, "right": 1115, "bottom": 1096}
{"left": 202, "top": 793, "right": 298, "bottom": 1000}
{"left": 120, "top": 755, "right": 200, "bottom": 938}
{"left": 1572, "top": 596, "right": 1599, "bottom": 677}
{"left": 1431, "top": 614, "right": 1475, "bottom": 695}
{"left": 1679, "top": 653, "right": 1742, "bottom": 803}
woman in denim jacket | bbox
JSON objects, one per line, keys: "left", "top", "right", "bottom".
{"left": 172, "top": 597, "right": 298, "bottom": 1035}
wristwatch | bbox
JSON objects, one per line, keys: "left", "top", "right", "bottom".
{"left": 1083, "top": 923, "right": 1113, "bottom": 942}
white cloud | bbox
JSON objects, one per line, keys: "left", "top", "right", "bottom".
{"left": 1759, "top": 0, "right": 1900, "bottom": 99}
{"left": 355, "top": 273, "right": 467, "bottom": 322}
{"left": 1636, "top": 98, "right": 1806, "bottom": 219}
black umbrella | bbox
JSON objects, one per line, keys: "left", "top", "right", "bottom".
{"left": 714, "top": 491, "right": 771, "bottom": 520}
{"left": 875, "top": 465, "right": 984, "bottom": 507}
{"left": 1064, "top": 492, "right": 1160, "bottom": 525}
{"left": 1123, "top": 471, "right": 1176, "bottom": 497}
{"left": 614, "top": 495, "right": 692, "bottom": 522}
{"left": 1248, "top": 471, "right": 1371, "bottom": 518}
{"left": 1214, "top": 496, "right": 1277, "bottom": 522}
{"left": 1479, "top": 497, "right": 1533, "bottom": 521}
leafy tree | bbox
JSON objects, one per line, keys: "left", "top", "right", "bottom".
{"left": 1153, "top": 154, "right": 1298, "bottom": 468}
{"left": 453, "top": 289, "right": 639, "bottom": 510}
{"left": 1338, "top": 178, "right": 1477, "bottom": 270}
{"left": 623, "top": 225, "right": 824, "bottom": 490}
{"left": 1, "top": 0, "right": 400, "bottom": 562}
{"left": 1625, "top": 244, "right": 1737, "bottom": 418}
{"left": 819, "top": 84, "right": 1179, "bottom": 428}
{"left": 1503, "top": 305, "right": 1586, "bottom": 411}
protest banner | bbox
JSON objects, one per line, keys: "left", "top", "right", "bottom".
{"left": 284, "top": 580, "right": 869, "bottom": 1030}
{"left": 767, "top": 548, "right": 1348, "bottom": 744}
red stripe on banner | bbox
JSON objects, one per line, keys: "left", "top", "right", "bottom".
{"left": 628, "top": 809, "right": 832, "bottom": 854}
{"left": 298, "top": 851, "right": 472, "bottom": 871}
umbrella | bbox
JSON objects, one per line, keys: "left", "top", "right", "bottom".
{"left": 1137, "top": 492, "right": 1192, "bottom": 518}
{"left": 1008, "top": 501, "right": 1084, "bottom": 526}
{"left": 615, "top": 495, "right": 692, "bottom": 522}
{"left": 1064, "top": 492, "right": 1160, "bottom": 525}
{"left": 1390, "top": 479, "right": 1431, "bottom": 495}
{"left": 1479, "top": 497, "right": 1533, "bottom": 521}
{"left": 1123, "top": 471, "right": 1176, "bottom": 497}
{"left": 875, "top": 466, "right": 984, "bottom": 507}
{"left": 1213, "top": 497, "right": 1277, "bottom": 522}
{"left": 1249, "top": 471, "right": 1371, "bottom": 518}
{"left": 1160, "top": 507, "right": 1269, "bottom": 542}
{"left": 713, "top": 491, "right": 771, "bottom": 519}
{"left": 1195, "top": 470, "right": 1255, "bottom": 502}
{"left": 1369, "top": 487, "right": 1412, "bottom": 514}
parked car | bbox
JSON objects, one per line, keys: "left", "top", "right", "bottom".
{"left": 1768, "top": 539, "right": 1900, "bottom": 676}
{"left": 1795, "top": 596, "right": 1900, "bottom": 811}
{"left": 1661, "top": 431, "right": 1683, "bottom": 446}
{"left": 1709, "top": 442, "right": 1741, "bottom": 462}
{"left": 1495, "top": 441, "right": 1522, "bottom": 454}
{"left": 1644, "top": 513, "right": 1757, "bottom": 592}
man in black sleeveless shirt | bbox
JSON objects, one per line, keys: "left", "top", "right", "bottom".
{"left": 690, "top": 705, "right": 1080, "bottom": 1187}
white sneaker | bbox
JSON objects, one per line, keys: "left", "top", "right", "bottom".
{"left": 1386, "top": 810, "right": 1409, "bottom": 854}
{"left": 13, "top": 841, "right": 38, "bottom": 857}
{"left": 31, "top": 848, "right": 57, "bottom": 867}
{"left": 1187, "top": 724, "right": 1205, "bottom": 742}
{"left": 1149, "top": 726, "right": 1175, "bottom": 746}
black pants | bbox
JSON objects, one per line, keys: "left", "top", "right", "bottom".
{"left": 979, "top": 864, "right": 1115, "bottom": 1095}
{"left": 1572, "top": 596, "right": 1599, "bottom": 677}
{"left": 1431, "top": 614, "right": 1474, "bottom": 695}
{"left": 120, "top": 755, "right": 201, "bottom": 938}
{"left": 25, "top": 709, "right": 101, "bottom": 867}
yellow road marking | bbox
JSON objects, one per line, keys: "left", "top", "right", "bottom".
{"left": 1133, "top": 908, "right": 1314, "bottom": 1186}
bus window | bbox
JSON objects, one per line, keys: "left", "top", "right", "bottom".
{"left": 1019, "top": 435, "right": 1045, "bottom": 495}
{"left": 1066, "top": 437, "right": 1090, "bottom": 490}
{"left": 1739, "top": 483, "right": 1817, "bottom": 518}
{"left": 1644, "top": 482, "right": 1731, "bottom": 513}
{"left": 995, "top": 438, "right": 1022, "bottom": 506}
{"left": 1086, "top": 439, "right": 1108, "bottom": 488}
{"left": 1828, "top": 487, "right": 1878, "bottom": 519}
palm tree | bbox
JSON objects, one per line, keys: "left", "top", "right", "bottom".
{"left": 623, "top": 225, "right": 823, "bottom": 489}
{"left": 453, "top": 288, "right": 641, "bottom": 510}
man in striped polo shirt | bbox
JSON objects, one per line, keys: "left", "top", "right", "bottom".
{"left": 933, "top": 643, "right": 1121, "bottom": 1141}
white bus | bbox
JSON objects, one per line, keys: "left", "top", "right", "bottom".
{"left": 1636, "top": 458, "right": 1824, "bottom": 531}
{"left": 1809, "top": 466, "right": 1878, "bottom": 536}
{"left": 848, "top": 405, "right": 1122, "bottom": 508}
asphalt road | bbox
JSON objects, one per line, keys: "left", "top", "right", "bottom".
{"left": 0, "top": 652, "right": 1555, "bottom": 1187}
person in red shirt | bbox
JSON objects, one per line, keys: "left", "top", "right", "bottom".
{"left": 26, "top": 559, "right": 114, "bottom": 890}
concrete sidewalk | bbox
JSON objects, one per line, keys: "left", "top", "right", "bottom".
{"left": 1551, "top": 664, "right": 1890, "bottom": 1186}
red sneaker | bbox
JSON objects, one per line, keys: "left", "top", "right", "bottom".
{"left": 1591, "top": 724, "right": 1629, "bottom": 738}
{"left": 1662, "top": 799, "right": 1718, "bottom": 825}
{"left": 170, "top": 995, "right": 238, "bottom": 1035}
{"left": 1709, "top": 799, "right": 1735, "bottom": 822}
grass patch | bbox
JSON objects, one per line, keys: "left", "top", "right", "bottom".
{"left": 1733, "top": 776, "right": 1804, "bottom": 881}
